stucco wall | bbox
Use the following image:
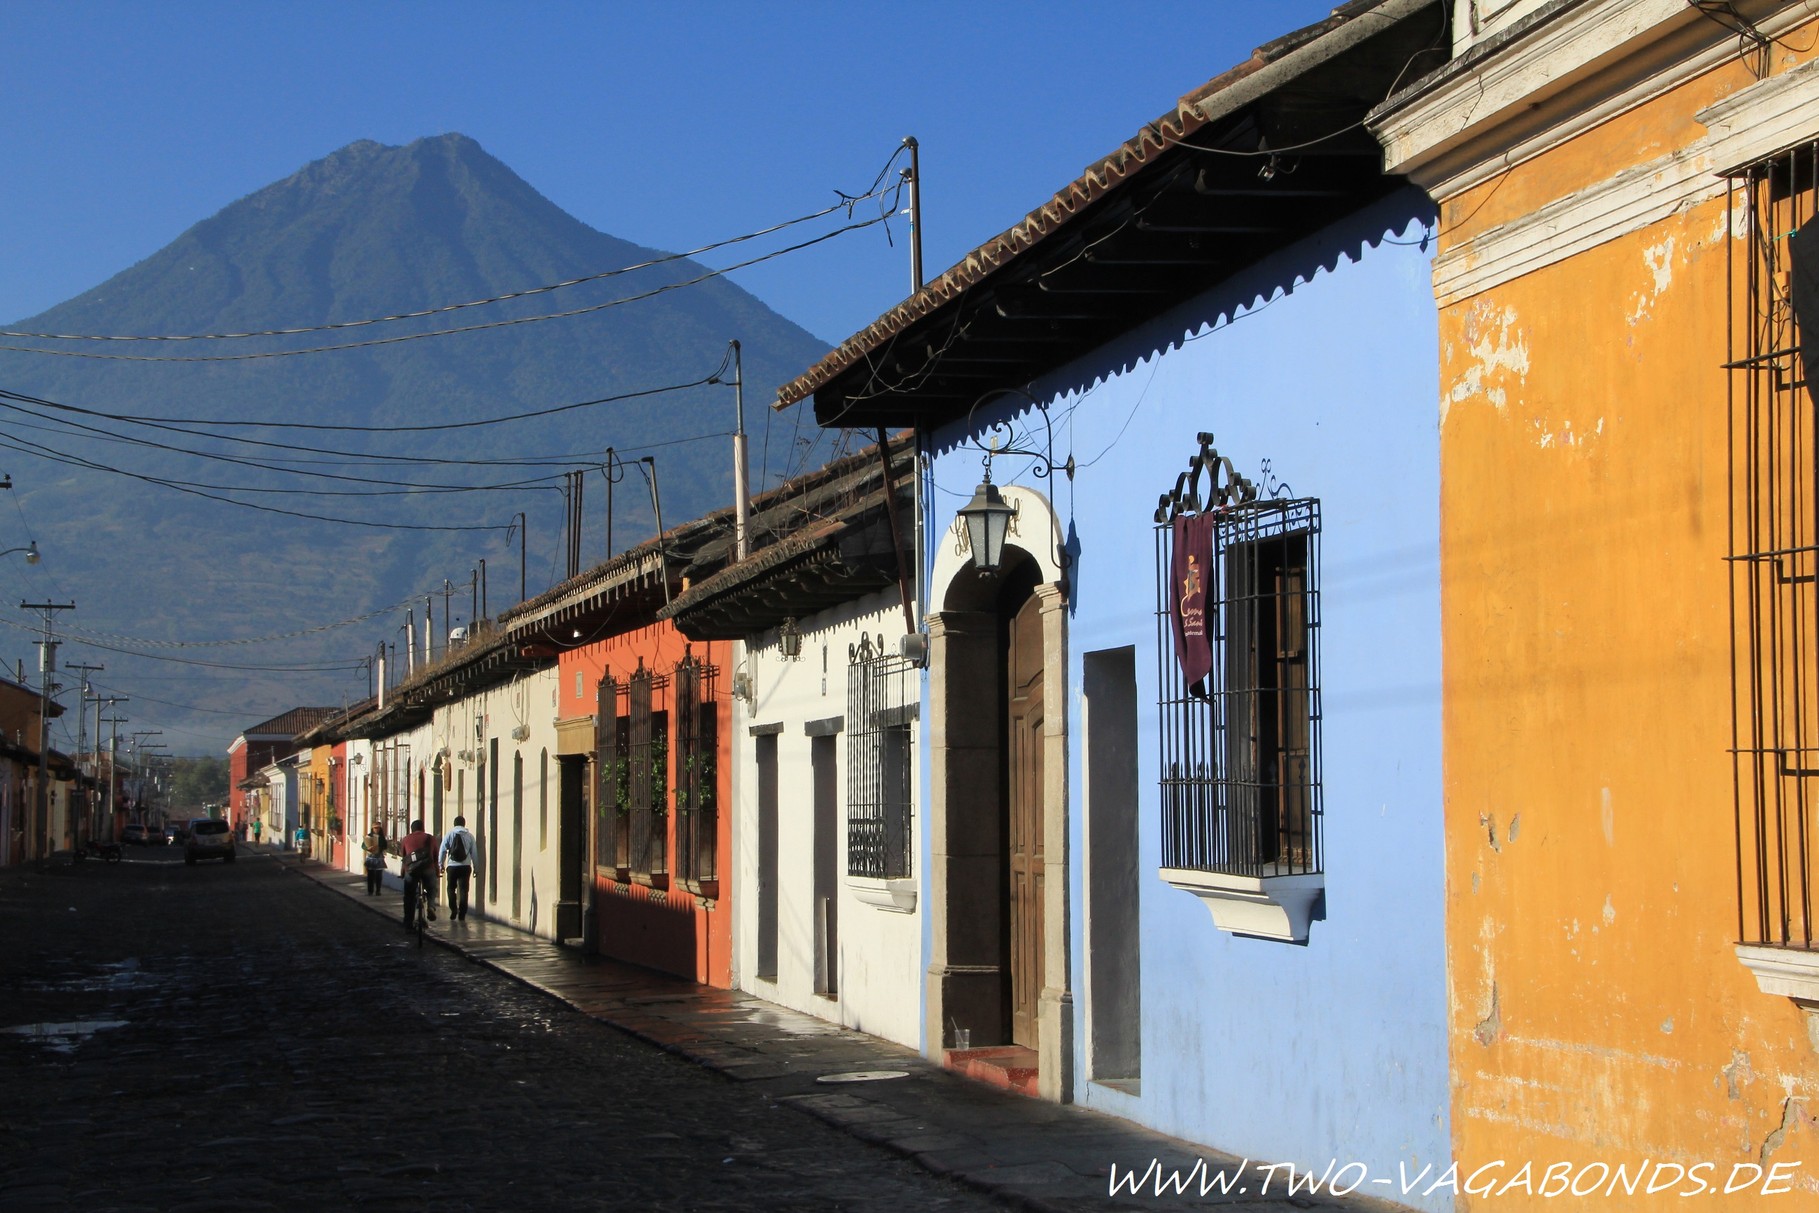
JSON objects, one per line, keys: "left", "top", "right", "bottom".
{"left": 1433, "top": 83, "right": 1819, "bottom": 1209}
{"left": 730, "top": 592, "right": 924, "bottom": 1049}
{"left": 923, "top": 189, "right": 1452, "bottom": 1203}
{"left": 563, "top": 624, "right": 734, "bottom": 985}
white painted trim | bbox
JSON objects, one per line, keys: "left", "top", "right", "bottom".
{"left": 848, "top": 876, "right": 918, "bottom": 913}
{"left": 1376, "top": 0, "right": 1700, "bottom": 182}
{"left": 1160, "top": 868, "right": 1324, "bottom": 943}
{"left": 930, "top": 483, "right": 1066, "bottom": 598}
{"left": 1736, "top": 943, "right": 1819, "bottom": 1003}
{"left": 1379, "top": 1, "right": 1819, "bottom": 191}
{"left": 1425, "top": 55, "right": 1819, "bottom": 306}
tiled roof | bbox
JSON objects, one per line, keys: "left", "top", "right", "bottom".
{"left": 239, "top": 706, "right": 340, "bottom": 741}
{"left": 774, "top": 0, "right": 1444, "bottom": 427}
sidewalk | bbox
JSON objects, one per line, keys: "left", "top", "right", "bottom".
{"left": 271, "top": 847, "right": 1410, "bottom": 1213}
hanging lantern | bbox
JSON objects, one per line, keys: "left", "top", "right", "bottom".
{"left": 957, "top": 475, "right": 1016, "bottom": 573}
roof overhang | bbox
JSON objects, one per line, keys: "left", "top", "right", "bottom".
{"left": 776, "top": 0, "right": 1446, "bottom": 430}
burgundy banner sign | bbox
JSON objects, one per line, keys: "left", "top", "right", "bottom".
{"left": 1170, "top": 512, "right": 1214, "bottom": 697}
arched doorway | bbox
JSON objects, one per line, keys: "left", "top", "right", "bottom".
{"left": 925, "top": 485, "right": 1072, "bottom": 1101}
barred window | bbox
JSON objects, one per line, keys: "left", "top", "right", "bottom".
{"left": 674, "top": 653, "right": 719, "bottom": 889}
{"left": 847, "top": 633, "right": 917, "bottom": 879}
{"left": 1154, "top": 437, "right": 1322, "bottom": 879}
{"left": 628, "top": 663, "right": 670, "bottom": 879}
{"left": 1727, "top": 139, "right": 1819, "bottom": 948}
{"left": 594, "top": 673, "right": 630, "bottom": 872}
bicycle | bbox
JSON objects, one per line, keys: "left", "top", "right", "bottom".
{"left": 414, "top": 876, "right": 430, "bottom": 947}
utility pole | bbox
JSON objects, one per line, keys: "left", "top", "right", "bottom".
{"left": 22, "top": 599, "right": 73, "bottom": 860}
{"left": 718, "top": 341, "right": 752, "bottom": 562}
{"left": 66, "top": 662, "right": 102, "bottom": 768}
{"left": 903, "top": 136, "right": 927, "bottom": 644}
{"left": 602, "top": 450, "right": 622, "bottom": 559}
{"left": 514, "top": 511, "right": 527, "bottom": 602}
{"left": 640, "top": 457, "right": 669, "bottom": 605}
{"left": 66, "top": 661, "right": 104, "bottom": 840}
{"left": 102, "top": 702, "right": 127, "bottom": 835}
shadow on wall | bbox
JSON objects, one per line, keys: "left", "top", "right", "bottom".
{"left": 929, "top": 189, "right": 1438, "bottom": 464}
{"left": 596, "top": 879, "right": 699, "bottom": 980}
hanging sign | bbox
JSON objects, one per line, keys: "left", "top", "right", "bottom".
{"left": 1170, "top": 512, "right": 1214, "bottom": 697}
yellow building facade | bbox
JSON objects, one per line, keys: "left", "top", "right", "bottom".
{"left": 1374, "top": 1, "right": 1819, "bottom": 1204}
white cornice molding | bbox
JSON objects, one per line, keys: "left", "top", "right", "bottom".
{"left": 1429, "top": 56, "right": 1819, "bottom": 306}
{"left": 1375, "top": 0, "right": 1816, "bottom": 198}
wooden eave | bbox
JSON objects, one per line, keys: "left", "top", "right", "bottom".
{"left": 775, "top": 0, "right": 1447, "bottom": 430}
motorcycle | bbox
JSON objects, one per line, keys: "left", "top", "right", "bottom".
{"left": 72, "top": 837, "right": 123, "bottom": 864}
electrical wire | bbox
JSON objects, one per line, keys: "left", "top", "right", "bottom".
{"left": 0, "top": 616, "right": 366, "bottom": 672}
{"left": 0, "top": 178, "right": 904, "bottom": 345}
{"left": 0, "top": 432, "right": 507, "bottom": 531}
{"left": 0, "top": 213, "right": 899, "bottom": 363}
{"left": 0, "top": 367, "right": 720, "bottom": 433}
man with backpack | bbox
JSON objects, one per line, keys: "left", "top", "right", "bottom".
{"left": 399, "top": 818, "right": 438, "bottom": 932}
{"left": 440, "top": 815, "right": 478, "bottom": 923}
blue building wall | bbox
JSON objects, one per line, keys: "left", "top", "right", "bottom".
{"left": 920, "top": 190, "right": 1451, "bottom": 1205}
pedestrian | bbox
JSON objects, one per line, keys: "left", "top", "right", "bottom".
{"left": 363, "top": 825, "right": 387, "bottom": 896}
{"left": 294, "top": 824, "right": 309, "bottom": 857}
{"left": 399, "top": 818, "right": 438, "bottom": 931}
{"left": 252, "top": 818, "right": 262, "bottom": 845}
{"left": 439, "top": 815, "right": 478, "bottom": 922}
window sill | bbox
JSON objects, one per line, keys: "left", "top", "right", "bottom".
{"left": 681, "top": 877, "right": 719, "bottom": 903}
{"left": 1736, "top": 943, "right": 1819, "bottom": 1005}
{"left": 1159, "top": 867, "right": 1322, "bottom": 942}
{"left": 629, "top": 871, "right": 669, "bottom": 892}
{"left": 848, "top": 876, "right": 917, "bottom": 913}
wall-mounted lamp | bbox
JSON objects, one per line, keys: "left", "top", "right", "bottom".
{"left": 956, "top": 470, "right": 1018, "bottom": 575}
{"left": 779, "top": 617, "right": 802, "bottom": 660}
{"left": 731, "top": 671, "right": 753, "bottom": 703}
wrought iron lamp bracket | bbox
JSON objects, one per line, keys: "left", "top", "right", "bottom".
{"left": 963, "top": 388, "right": 1076, "bottom": 484}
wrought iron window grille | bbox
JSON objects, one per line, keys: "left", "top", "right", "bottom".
{"left": 1153, "top": 434, "right": 1322, "bottom": 879}
{"left": 1727, "top": 138, "right": 1819, "bottom": 950}
{"left": 595, "top": 673, "right": 631, "bottom": 872}
{"left": 846, "top": 632, "right": 918, "bottom": 880}
{"left": 673, "top": 652, "right": 720, "bottom": 889}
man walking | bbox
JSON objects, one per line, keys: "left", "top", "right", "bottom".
{"left": 399, "top": 818, "right": 438, "bottom": 932}
{"left": 440, "top": 815, "right": 478, "bottom": 922}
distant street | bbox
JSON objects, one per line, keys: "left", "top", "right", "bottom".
{"left": 0, "top": 847, "right": 999, "bottom": 1213}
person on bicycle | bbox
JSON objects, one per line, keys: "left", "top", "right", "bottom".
{"left": 399, "top": 819, "right": 438, "bottom": 931}
{"left": 439, "top": 815, "right": 477, "bottom": 922}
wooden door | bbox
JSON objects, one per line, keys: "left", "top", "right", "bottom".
{"left": 1007, "top": 592, "right": 1046, "bottom": 1048}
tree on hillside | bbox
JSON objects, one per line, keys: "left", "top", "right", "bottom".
{"left": 169, "top": 756, "right": 230, "bottom": 815}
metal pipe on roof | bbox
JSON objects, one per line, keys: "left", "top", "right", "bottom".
{"left": 731, "top": 341, "right": 751, "bottom": 562}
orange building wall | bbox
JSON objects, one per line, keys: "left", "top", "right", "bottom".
{"left": 1435, "top": 41, "right": 1819, "bottom": 1207}
{"left": 560, "top": 622, "right": 732, "bottom": 989}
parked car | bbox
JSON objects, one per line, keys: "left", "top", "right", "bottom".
{"left": 184, "top": 818, "right": 235, "bottom": 865}
{"left": 162, "top": 824, "right": 185, "bottom": 845}
{"left": 122, "top": 823, "right": 149, "bottom": 845}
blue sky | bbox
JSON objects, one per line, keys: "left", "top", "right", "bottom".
{"left": 2, "top": 1, "right": 1338, "bottom": 346}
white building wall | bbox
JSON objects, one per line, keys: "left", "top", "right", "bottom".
{"left": 436, "top": 667, "right": 562, "bottom": 939}
{"left": 732, "top": 590, "right": 922, "bottom": 1048}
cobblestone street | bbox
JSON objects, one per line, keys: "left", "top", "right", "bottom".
{"left": 0, "top": 849, "right": 1003, "bottom": 1213}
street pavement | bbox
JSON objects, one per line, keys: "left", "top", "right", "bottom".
{"left": 1, "top": 843, "right": 1408, "bottom": 1212}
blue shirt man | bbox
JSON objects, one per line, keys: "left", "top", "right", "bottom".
{"left": 439, "top": 816, "right": 478, "bottom": 923}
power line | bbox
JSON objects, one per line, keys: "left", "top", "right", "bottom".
{"left": 0, "top": 179, "right": 903, "bottom": 345}
{"left": 0, "top": 213, "right": 896, "bottom": 363}
{"left": 0, "top": 432, "right": 508, "bottom": 532}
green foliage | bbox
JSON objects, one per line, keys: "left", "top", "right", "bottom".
{"left": 169, "top": 756, "right": 230, "bottom": 814}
